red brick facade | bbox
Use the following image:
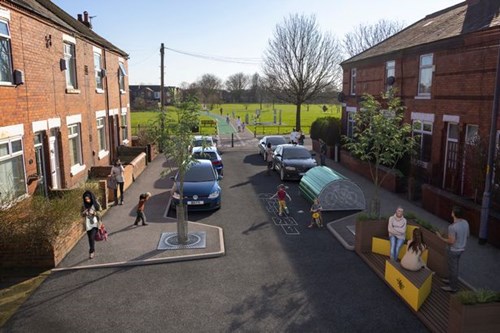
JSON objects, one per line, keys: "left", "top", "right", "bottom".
{"left": 340, "top": 25, "right": 500, "bottom": 202}
{"left": 0, "top": 1, "right": 130, "bottom": 201}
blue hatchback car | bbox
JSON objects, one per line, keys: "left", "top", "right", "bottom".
{"left": 170, "top": 160, "right": 222, "bottom": 211}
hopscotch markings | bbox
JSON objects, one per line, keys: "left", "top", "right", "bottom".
{"left": 260, "top": 193, "right": 300, "bottom": 235}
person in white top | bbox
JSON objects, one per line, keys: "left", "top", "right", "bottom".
{"left": 388, "top": 206, "right": 407, "bottom": 261}
{"left": 110, "top": 159, "right": 125, "bottom": 205}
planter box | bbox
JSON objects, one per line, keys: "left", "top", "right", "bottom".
{"left": 448, "top": 296, "right": 500, "bottom": 333}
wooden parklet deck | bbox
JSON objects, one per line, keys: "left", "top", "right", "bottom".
{"left": 360, "top": 252, "right": 471, "bottom": 333}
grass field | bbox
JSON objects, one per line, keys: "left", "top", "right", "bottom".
{"left": 131, "top": 103, "right": 341, "bottom": 136}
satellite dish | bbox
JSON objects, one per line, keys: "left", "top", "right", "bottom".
{"left": 386, "top": 76, "right": 396, "bottom": 86}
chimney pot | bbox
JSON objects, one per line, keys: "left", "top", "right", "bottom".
{"left": 77, "top": 14, "right": 82, "bottom": 22}
{"left": 83, "top": 11, "right": 89, "bottom": 23}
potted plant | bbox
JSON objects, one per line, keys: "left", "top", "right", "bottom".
{"left": 448, "top": 289, "right": 500, "bottom": 333}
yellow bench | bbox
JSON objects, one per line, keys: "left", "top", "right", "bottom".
{"left": 371, "top": 225, "right": 428, "bottom": 262}
{"left": 384, "top": 259, "right": 433, "bottom": 311}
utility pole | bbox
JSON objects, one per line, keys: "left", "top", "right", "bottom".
{"left": 479, "top": 41, "right": 500, "bottom": 244}
{"left": 160, "top": 43, "right": 165, "bottom": 152}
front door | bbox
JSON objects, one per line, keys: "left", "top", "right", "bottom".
{"left": 442, "top": 123, "right": 459, "bottom": 192}
{"left": 34, "top": 132, "right": 48, "bottom": 196}
{"left": 49, "top": 128, "right": 61, "bottom": 189}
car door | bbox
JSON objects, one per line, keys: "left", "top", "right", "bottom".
{"left": 273, "top": 145, "right": 283, "bottom": 171}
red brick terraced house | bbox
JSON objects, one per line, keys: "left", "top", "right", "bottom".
{"left": 0, "top": 0, "right": 130, "bottom": 204}
{"left": 339, "top": 0, "right": 500, "bottom": 244}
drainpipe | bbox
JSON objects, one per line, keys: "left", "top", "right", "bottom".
{"left": 478, "top": 41, "right": 500, "bottom": 244}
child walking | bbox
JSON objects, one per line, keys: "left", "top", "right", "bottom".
{"left": 134, "top": 192, "right": 151, "bottom": 226}
{"left": 270, "top": 184, "right": 291, "bottom": 216}
{"left": 308, "top": 198, "right": 323, "bottom": 228}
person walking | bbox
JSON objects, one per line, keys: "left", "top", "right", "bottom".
{"left": 81, "top": 190, "right": 101, "bottom": 259}
{"left": 436, "top": 206, "right": 470, "bottom": 292}
{"left": 134, "top": 192, "right": 151, "bottom": 226}
{"left": 270, "top": 184, "right": 291, "bottom": 216}
{"left": 388, "top": 206, "right": 407, "bottom": 261}
{"left": 401, "top": 228, "right": 427, "bottom": 271}
{"left": 265, "top": 142, "right": 274, "bottom": 175}
{"left": 319, "top": 139, "right": 327, "bottom": 166}
{"left": 110, "top": 159, "right": 125, "bottom": 205}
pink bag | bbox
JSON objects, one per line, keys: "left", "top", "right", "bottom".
{"left": 95, "top": 224, "right": 108, "bottom": 241}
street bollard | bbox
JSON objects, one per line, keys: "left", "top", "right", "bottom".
{"left": 231, "top": 133, "right": 234, "bottom": 147}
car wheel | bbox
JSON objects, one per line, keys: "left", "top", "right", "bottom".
{"left": 280, "top": 167, "right": 286, "bottom": 181}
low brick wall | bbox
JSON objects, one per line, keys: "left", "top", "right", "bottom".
{"left": 339, "top": 150, "right": 405, "bottom": 193}
{"left": 422, "top": 184, "right": 500, "bottom": 248}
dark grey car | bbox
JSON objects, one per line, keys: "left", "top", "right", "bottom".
{"left": 272, "top": 144, "right": 317, "bottom": 180}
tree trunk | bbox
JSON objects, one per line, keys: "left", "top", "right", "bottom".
{"left": 295, "top": 103, "right": 301, "bottom": 130}
{"left": 176, "top": 203, "right": 188, "bottom": 244}
{"left": 369, "top": 197, "right": 381, "bottom": 219}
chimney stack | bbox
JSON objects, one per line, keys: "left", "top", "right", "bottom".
{"left": 76, "top": 11, "right": 92, "bottom": 29}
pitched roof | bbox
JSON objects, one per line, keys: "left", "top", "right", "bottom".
{"left": 7, "top": 0, "right": 128, "bottom": 57}
{"left": 342, "top": 0, "right": 500, "bottom": 65}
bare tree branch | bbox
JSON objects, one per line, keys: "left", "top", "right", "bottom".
{"left": 225, "top": 72, "right": 250, "bottom": 103}
{"left": 262, "top": 14, "right": 343, "bottom": 129}
{"left": 343, "top": 19, "right": 405, "bottom": 58}
{"left": 197, "top": 73, "right": 222, "bottom": 109}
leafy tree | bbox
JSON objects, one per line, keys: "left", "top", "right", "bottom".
{"left": 343, "top": 89, "right": 417, "bottom": 217}
{"left": 158, "top": 97, "right": 200, "bottom": 243}
{"left": 343, "top": 19, "right": 405, "bottom": 57}
{"left": 262, "top": 14, "right": 343, "bottom": 130}
{"left": 198, "top": 74, "right": 222, "bottom": 109}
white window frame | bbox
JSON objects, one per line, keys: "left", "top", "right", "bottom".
{"left": 0, "top": 16, "right": 13, "bottom": 85}
{"left": 66, "top": 116, "right": 85, "bottom": 175}
{"left": 63, "top": 39, "right": 78, "bottom": 91}
{"left": 412, "top": 119, "right": 433, "bottom": 166}
{"left": 386, "top": 60, "right": 395, "bottom": 91}
{"left": 93, "top": 47, "right": 103, "bottom": 92}
{"left": 346, "top": 107, "right": 357, "bottom": 139}
{"left": 350, "top": 68, "right": 357, "bottom": 95}
{"left": 120, "top": 109, "right": 129, "bottom": 144}
{"left": 96, "top": 116, "right": 108, "bottom": 159}
{"left": 118, "top": 61, "right": 127, "bottom": 93}
{"left": 417, "top": 54, "right": 433, "bottom": 97}
{"left": 0, "top": 136, "right": 27, "bottom": 204}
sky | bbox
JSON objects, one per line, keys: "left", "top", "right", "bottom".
{"left": 53, "top": 0, "right": 462, "bottom": 87}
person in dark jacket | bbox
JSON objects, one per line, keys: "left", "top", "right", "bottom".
{"left": 81, "top": 190, "right": 101, "bottom": 259}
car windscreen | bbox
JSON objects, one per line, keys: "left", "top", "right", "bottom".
{"left": 283, "top": 148, "right": 311, "bottom": 159}
{"left": 184, "top": 165, "right": 216, "bottom": 182}
{"left": 193, "top": 152, "right": 217, "bottom": 161}
{"left": 192, "top": 139, "right": 213, "bottom": 147}
{"left": 268, "top": 137, "right": 287, "bottom": 146}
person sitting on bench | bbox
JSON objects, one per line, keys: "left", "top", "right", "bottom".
{"left": 401, "top": 228, "right": 427, "bottom": 271}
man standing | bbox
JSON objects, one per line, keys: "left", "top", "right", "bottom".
{"left": 436, "top": 206, "right": 470, "bottom": 292}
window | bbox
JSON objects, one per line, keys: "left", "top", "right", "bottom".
{"left": 97, "top": 117, "right": 106, "bottom": 152}
{"left": 418, "top": 54, "right": 433, "bottom": 96}
{"left": 118, "top": 62, "right": 127, "bottom": 92}
{"left": 121, "top": 113, "right": 128, "bottom": 142}
{"left": 64, "top": 42, "right": 77, "bottom": 89}
{"left": 0, "top": 19, "right": 13, "bottom": 84}
{"left": 68, "top": 124, "right": 83, "bottom": 169}
{"left": 412, "top": 120, "right": 433, "bottom": 163}
{"left": 386, "top": 60, "right": 395, "bottom": 91}
{"left": 0, "top": 137, "right": 26, "bottom": 203}
{"left": 94, "top": 51, "right": 103, "bottom": 91}
{"left": 350, "top": 68, "right": 357, "bottom": 95}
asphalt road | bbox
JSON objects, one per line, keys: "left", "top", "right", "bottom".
{"left": 2, "top": 148, "right": 428, "bottom": 333}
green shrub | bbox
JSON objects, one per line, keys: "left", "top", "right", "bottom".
{"left": 310, "top": 116, "right": 341, "bottom": 146}
{"left": 456, "top": 289, "right": 500, "bottom": 305}
{"left": 0, "top": 183, "right": 101, "bottom": 250}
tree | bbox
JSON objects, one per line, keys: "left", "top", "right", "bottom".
{"left": 198, "top": 74, "right": 222, "bottom": 109}
{"left": 249, "top": 73, "right": 263, "bottom": 108}
{"left": 262, "top": 14, "right": 343, "bottom": 130}
{"left": 343, "top": 89, "right": 417, "bottom": 218}
{"left": 158, "top": 97, "right": 200, "bottom": 243}
{"left": 225, "top": 72, "right": 249, "bottom": 103}
{"left": 343, "top": 19, "right": 405, "bottom": 58}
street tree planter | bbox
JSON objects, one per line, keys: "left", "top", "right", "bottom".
{"left": 448, "top": 295, "right": 500, "bottom": 333}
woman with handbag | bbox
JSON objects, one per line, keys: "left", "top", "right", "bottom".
{"left": 81, "top": 190, "right": 101, "bottom": 259}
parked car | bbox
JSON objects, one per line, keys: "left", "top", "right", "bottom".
{"left": 191, "top": 146, "right": 223, "bottom": 175}
{"left": 258, "top": 135, "right": 288, "bottom": 161}
{"left": 272, "top": 144, "right": 317, "bottom": 181}
{"left": 191, "top": 135, "right": 217, "bottom": 149}
{"left": 170, "top": 160, "right": 222, "bottom": 211}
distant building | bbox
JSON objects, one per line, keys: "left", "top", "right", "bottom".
{"left": 129, "top": 85, "right": 179, "bottom": 110}
{"left": 0, "top": 0, "right": 130, "bottom": 203}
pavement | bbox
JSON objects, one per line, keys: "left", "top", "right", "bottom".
{"left": 55, "top": 115, "right": 500, "bottom": 292}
